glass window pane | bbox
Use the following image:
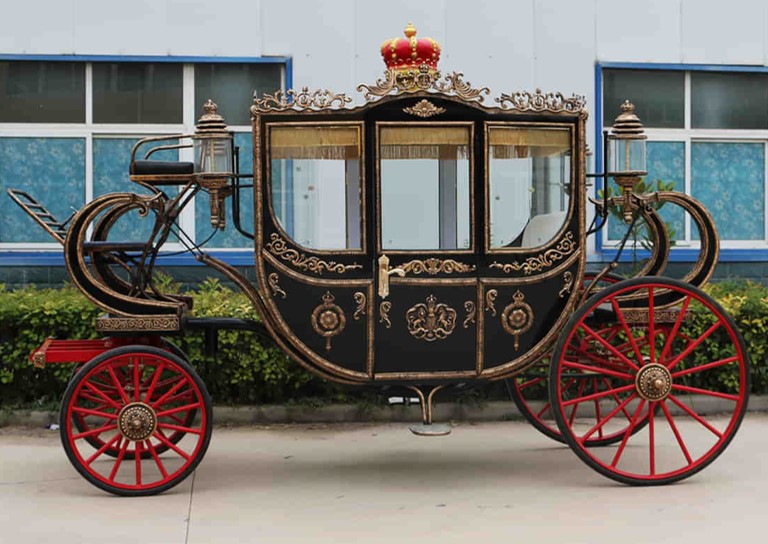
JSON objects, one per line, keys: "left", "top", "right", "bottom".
{"left": 488, "top": 126, "right": 570, "bottom": 248}
{"left": 379, "top": 125, "right": 471, "bottom": 250}
{"left": 691, "top": 142, "right": 764, "bottom": 240}
{"left": 603, "top": 69, "right": 684, "bottom": 128}
{"left": 93, "top": 63, "right": 183, "bottom": 124}
{"left": 0, "top": 137, "right": 85, "bottom": 242}
{"left": 195, "top": 63, "right": 282, "bottom": 126}
{"left": 0, "top": 61, "right": 85, "bottom": 123}
{"left": 268, "top": 125, "right": 362, "bottom": 250}
{"left": 691, "top": 72, "right": 768, "bottom": 129}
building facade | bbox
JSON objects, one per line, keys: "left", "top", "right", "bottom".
{"left": 2, "top": 0, "right": 768, "bottom": 284}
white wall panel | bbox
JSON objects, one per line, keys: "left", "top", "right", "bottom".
{"left": 596, "top": 0, "right": 682, "bottom": 63}
{"left": 1, "top": 1, "right": 75, "bottom": 54}
{"left": 681, "top": 0, "right": 765, "bottom": 65}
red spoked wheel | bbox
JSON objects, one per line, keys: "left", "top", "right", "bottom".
{"left": 550, "top": 277, "right": 750, "bottom": 485}
{"left": 60, "top": 345, "right": 212, "bottom": 496}
{"left": 72, "top": 340, "right": 197, "bottom": 459}
{"left": 510, "top": 272, "right": 641, "bottom": 446}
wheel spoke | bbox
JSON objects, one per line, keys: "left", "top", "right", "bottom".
{"left": 665, "top": 320, "right": 723, "bottom": 371}
{"left": 561, "top": 384, "right": 635, "bottom": 407}
{"left": 150, "top": 377, "right": 189, "bottom": 409}
{"left": 145, "top": 440, "right": 168, "bottom": 479}
{"left": 562, "top": 360, "right": 634, "bottom": 381}
{"left": 157, "top": 422, "right": 202, "bottom": 435}
{"left": 517, "top": 376, "right": 545, "bottom": 391}
{"left": 133, "top": 356, "right": 141, "bottom": 403}
{"left": 660, "top": 401, "right": 694, "bottom": 466}
{"left": 592, "top": 378, "right": 603, "bottom": 439}
{"left": 671, "top": 384, "right": 740, "bottom": 402}
{"left": 649, "top": 401, "right": 656, "bottom": 475}
{"left": 153, "top": 431, "right": 191, "bottom": 461}
{"left": 648, "top": 287, "right": 655, "bottom": 364}
{"left": 82, "top": 381, "right": 122, "bottom": 409}
{"left": 106, "top": 366, "right": 130, "bottom": 404}
{"left": 108, "top": 439, "right": 130, "bottom": 482}
{"left": 535, "top": 401, "right": 553, "bottom": 419}
{"left": 143, "top": 362, "right": 167, "bottom": 404}
{"left": 579, "top": 323, "right": 640, "bottom": 372}
{"left": 600, "top": 377, "right": 634, "bottom": 422}
{"left": 610, "top": 399, "right": 647, "bottom": 468}
{"left": 155, "top": 402, "right": 202, "bottom": 418}
{"left": 671, "top": 356, "right": 740, "bottom": 379}
{"left": 72, "top": 406, "right": 118, "bottom": 420}
{"left": 73, "top": 423, "right": 118, "bottom": 441}
{"left": 610, "top": 296, "right": 645, "bottom": 365}
{"left": 667, "top": 395, "right": 724, "bottom": 438}
{"left": 580, "top": 393, "right": 638, "bottom": 442}
{"left": 85, "top": 433, "right": 122, "bottom": 465}
{"left": 569, "top": 379, "right": 588, "bottom": 425}
{"left": 659, "top": 296, "right": 692, "bottom": 365}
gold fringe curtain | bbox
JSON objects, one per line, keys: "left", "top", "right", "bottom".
{"left": 489, "top": 127, "right": 571, "bottom": 159}
{"left": 270, "top": 126, "right": 361, "bottom": 160}
{"left": 379, "top": 126, "right": 470, "bottom": 160}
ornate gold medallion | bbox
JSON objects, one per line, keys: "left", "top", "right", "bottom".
{"left": 403, "top": 99, "right": 446, "bottom": 118}
{"left": 117, "top": 402, "right": 158, "bottom": 442}
{"left": 311, "top": 292, "right": 347, "bottom": 351}
{"left": 501, "top": 290, "right": 534, "bottom": 350}
{"left": 635, "top": 363, "right": 672, "bottom": 401}
{"left": 406, "top": 295, "right": 457, "bottom": 342}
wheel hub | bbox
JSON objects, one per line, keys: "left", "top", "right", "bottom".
{"left": 117, "top": 402, "right": 158, "bottom": 442}
{"left": 635, "top": 363, "right": 672, "bottom": 401}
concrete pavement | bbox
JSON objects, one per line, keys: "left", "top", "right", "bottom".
{"left": 2, "top": 415, "right": 768, "bottom": 544}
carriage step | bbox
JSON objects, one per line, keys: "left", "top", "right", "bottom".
{"left": 6, "top": 188, "right": 71, "bottom": 245}
{"left": 409, "top": 423, "right": 452, "bottom": 436}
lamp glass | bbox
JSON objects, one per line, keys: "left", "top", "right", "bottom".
{"left": 608, "top": 137, "right": 646, "bottom": 175}
{"left": 194, "top": 135, "right": 233, "bottom": 175}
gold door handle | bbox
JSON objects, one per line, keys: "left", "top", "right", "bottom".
{"left": 378, "top": 254, "right": 405, "bottom": 299}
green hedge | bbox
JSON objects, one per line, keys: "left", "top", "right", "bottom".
{"left": 1, "top": 279, "right": 767, "bottom": 407}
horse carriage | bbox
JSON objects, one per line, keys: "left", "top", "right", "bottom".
{"left": 9, "top": 24, "right": 749, "bottom": 495}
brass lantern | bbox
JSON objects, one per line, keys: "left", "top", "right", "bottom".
{"left": 607, "top": 100, "right": 647, "bottom": 223}
{"left": 193, "top": 99, "right": 234, "bottom": 229}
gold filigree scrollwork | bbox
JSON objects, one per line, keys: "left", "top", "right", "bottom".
{"left": 403, "top": 99, "right": 446, "bottom": 118}
{"left": 485, "top": 289, "right": 498, "bottom": 316}
{"left": 353, "top": 292, "right": 367, "bottom": 320}
{"left": 559, "top": 271, "right": 574, "bottom": 298}
{"left": 251, "top": 88, "right": 352, "bottom": 114}
{"left": 265, "top": 233, "right": 362, "bottom": 275}
{"left": 406, "top": 295, "right": 457, "bottom": 342}
{"left": 463, "top": 301, "right": 476, "bottom": 329}
{"left": 501, "top": 291, "right": 534, "bottom": 350}
{"left": 399, "top": 258, "right": 476, "bottom": 275}
{"left": 268, "top": 272, "right": 287, "bottom": 299}
{"left": 490, "top": 232, "right": 577, "bottom": 275}
{"left": 495, "top": 89, "right": 587, "bottom": 115}
{"left": 357, "top": 67, "right": 490, "bottom": 103}
{"left": 311, "top": 292, "right": 346, "bottom": 351}
{"left": 379, "top": 301, "right": 392, "bottom": 329}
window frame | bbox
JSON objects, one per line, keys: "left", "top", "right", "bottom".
{"left": 0, "top": 54, "right": 291, "bottom": 266}
{"left": 596, "top": 62, "right": 768, "bottom": 263}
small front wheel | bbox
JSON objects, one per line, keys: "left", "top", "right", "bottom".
{"left": 60, "top": 345, "right": 212, "bottom": 496}
{"left": 550, "top": 277, "right": 750, "bottom": 485}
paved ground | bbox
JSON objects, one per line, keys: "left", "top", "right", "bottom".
{"left": 2, "top": 415, "right": 767, "bottom": 544}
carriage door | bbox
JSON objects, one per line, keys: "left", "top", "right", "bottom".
{"left": 373, "top": 122, "right": 479, "bottom": 378}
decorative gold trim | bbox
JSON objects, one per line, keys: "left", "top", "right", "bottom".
{"left": 379, "top": 301, "right": 392, "bottom": 329}
{"left": 622, "top": 309, "right": 692, "bottom": 324}
{"left": 268, "top": 272, "right": 287, "bottom": 299}
{"left": 559, "top": 271, "right": 574, "bottom": 298}
{"left": 463, "top": 301, "right": 476, "bottom": 329}
{"left": 490, "top": 232, "right": 577, "bottom": 275}
{"left": 485, "top": 289, "right": 498, "bottom": 316}
{"left": 635, "top": 363, "right": 672, "bottom": 401}
{"left": 500, "top": 291, "right": 534, "bottom": 350}
{"left": 495, "top": 89, "right": 587, "bottom": 115}
{"left": 311, "top": 292, "right": 347, "bottom": 351}
{"left": 252, "top": 88, "right": 353, "bottom": 114}
{"left": 353, "top": 291, "right": 367, "bottom": 320}
{"left": 266, "top": 233, "right": 362, "bottom": 275}
{"left": 403, "top": 99, "right": 445, "bottom": 118}
{"left": 95, "top": 315, "right": 181, "bottom": 332}
{"left": 358, "top": 68, "right": 490, "bottom": 102}
{"left": 398, "top": 258, "right": 476, "bottom": 275}
{"left": 405, "top": 295, "right": 457, "bottom": 342}
{"left": 118, "top": 402, "right": 158, "bottom": 442}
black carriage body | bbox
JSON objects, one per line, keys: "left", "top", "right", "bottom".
{"left": 251, "top": 85, "right": 588, "bottom": 385}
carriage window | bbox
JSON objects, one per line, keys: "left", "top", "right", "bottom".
{"left": 379, "top": 125, "right": 471, "bottom": 250}
{"left": 488, "top": 126, "right": 571, "bottom": 249}
{"left": 269, "top": 125, "right": 362, "bottom": 250}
